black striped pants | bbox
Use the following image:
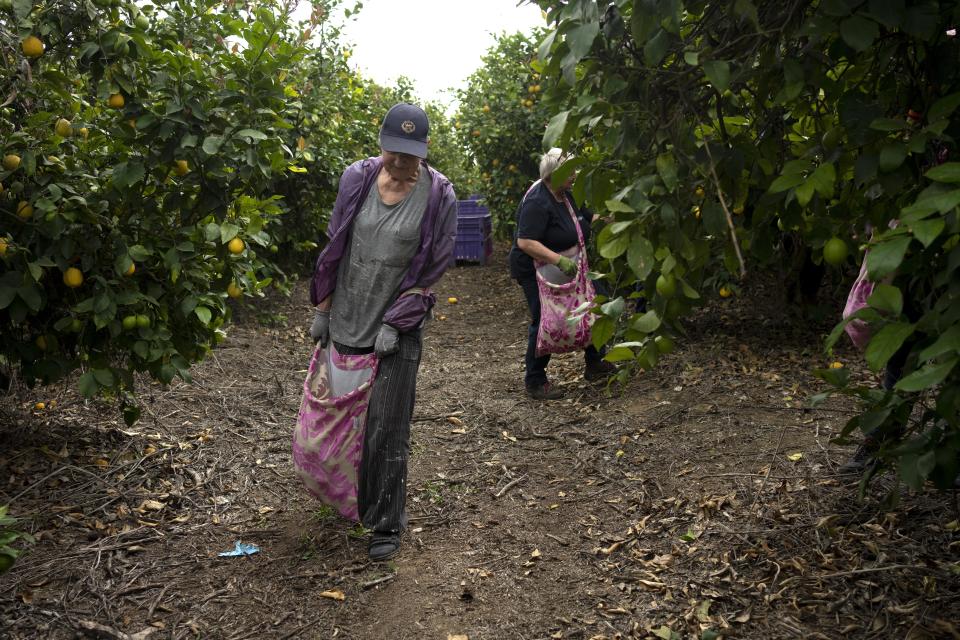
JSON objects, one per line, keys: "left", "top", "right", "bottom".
{"left": 339, "top": 330, "right": 422, "bottom": 534}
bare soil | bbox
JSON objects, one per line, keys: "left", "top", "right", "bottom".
{"left": 2, "top": 244, "right": 959, "bottom": 640}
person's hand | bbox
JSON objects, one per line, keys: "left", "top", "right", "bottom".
{"left": 374, "top": 324, "right": 400, "bottom": 358}
{"left": 556, "top": 255, "right": 577, "bottom": 277}
{"left": 310, "top": 310, "right": 330, "bottom": 346}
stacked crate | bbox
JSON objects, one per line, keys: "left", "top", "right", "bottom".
{"left": 452, "top": 197, "right": 493, "bottom": 265}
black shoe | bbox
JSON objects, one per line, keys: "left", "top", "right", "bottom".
{"left": 368, "top": 533, "right": 400, "bottom": 562}
{"left": 838, "top": 443, "right": 876, "bottom": 475}
{"left": 526, "top": 382, "right": 564, "bottom": 400}
{"left": 584, "top": 359, "right": 617, "bottom": 381}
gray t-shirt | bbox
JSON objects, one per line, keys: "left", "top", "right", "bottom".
{"left": 330, "top": 170, "right": 430, "bottom": 347}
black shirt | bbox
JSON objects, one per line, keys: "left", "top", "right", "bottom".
{"left": 509, "top": 181, "right": 592, "bottom": 279}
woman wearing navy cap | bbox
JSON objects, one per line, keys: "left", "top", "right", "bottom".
{"left": 308, "top": 103, "right": 458, "bottom": 561}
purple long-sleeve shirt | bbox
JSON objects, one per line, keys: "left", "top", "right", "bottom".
{"left": 309, "top": 156, "right": 458, "bottom": 332}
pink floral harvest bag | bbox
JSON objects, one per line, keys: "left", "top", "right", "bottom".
{"left": 842, "top": 254, "right": 874, "bottom": 350}
{"left": 292, "top": 344, "right": 377, "bottom": 521}
{"left": 522, "top": 180, "right": 596, "bottom": 357}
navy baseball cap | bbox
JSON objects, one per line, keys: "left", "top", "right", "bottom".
{"left": 380, "top": 103, "right": 429, "bottom": 159}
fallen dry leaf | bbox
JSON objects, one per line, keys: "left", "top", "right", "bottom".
{"left": 447, "top": 416, "right": 464, "bottom": 426}
{"left": 139, "top": 500, "right": 165, "bottom": 512}
{"left": 319, "top": 590, "right": 345, "bottom": 601}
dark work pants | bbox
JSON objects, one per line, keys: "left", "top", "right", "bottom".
{"left": 338, "top": 331, "right": 422, "bottom": 535}
{"left": 517, "top": 275, "right": 602, "bottom": 388}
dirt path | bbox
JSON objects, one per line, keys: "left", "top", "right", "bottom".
{"left": 2, "top": 245, "right": 959, "bottom": 640}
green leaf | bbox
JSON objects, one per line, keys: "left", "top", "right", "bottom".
{"left": 866, "top": 284, "right": 902, "bottom": 316}
{"left": 810, "top": 163, "right": 836, "bottom": 197}
{"left": 879, "top": 143, "right": 907, "bottom": 172}
{"left": 591, "top": 316, "right": 615, "bottom": 350}
{"left": 604, "top": 346, "right": 636, "bottom": 362}
{"left": 565, "top": 22, "right": 600, "bottom": 64}
{"left": 627, "top": 233, "right": 655, "bottom": 280}
{"left": 630, "top": 0, "right": 659, "bottom": 42}
{"left": 925, "top": 163, "right": 960, "bottom": 183}
{"left": 656, "top": 153, "right": 678, "bottom": 191}
{"left": 840, "top": 15, "right": 879, "bottom": 51}
{"left": 866, "top": 236, "right": 911, "bottom": 280}
{"left": 643, "top": 29, "right": 670, "bottom": 67}
{"left": 795, "top": 179, "right": 816, "bottom": 207}
{"left": 769, "top": 173, "right": 805, "bottom": 193}
{"left": 909, "top": 218, "right": 945, "bottom": 248}
{"left": 93, "top": 368, "right": 114, "bottom": 387}
{"left": 601, "top": 297, "right": 625, "bottom": 318}
{"left": 702, "top": 60, "right": 730, "bottom": 92}
{"left": 78, "top": 371, "right": 99, "bottom": 398}
{"left": 927, "top": 92, "right": 960, "bottom": 123}
{"left": 202, "top": 135, "right": 224, "bottom": 155}
{"left": 865, "top": 322, "right": 915, "bottom": 371}
{"left": 111, "top": 162, "right": 146, "bottom": 189}
{"left": 901, "top": 189, "right": 960, "bottom": 219}
{"left": 605, "top": 200, "right": 635, "bottom": 214}
{"left": 895, "top": 358, "right": 958, "bottom": 392}
{"left": 543, "top": 110, "right": 569, "bottom": 148}
{"left": 235, "top": 129, "right": 268, "bottom": 141}
{"left": 631, "top": 310, "right": 661, "bottom": 333}
{"left": 194, "top": 306, "right": 212, "bottom": 324}
{"left": 919, "top": 325, "right": 960, "bottom": 362}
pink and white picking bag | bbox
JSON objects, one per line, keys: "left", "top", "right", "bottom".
{"left": 842, "top": 254, "right": 874, "bottom": 351}
{"left": 530, "top": 184, "right": 596, "bottom": 357}
{"left": 292, "top": 344, "right": 377, "bottom": 521}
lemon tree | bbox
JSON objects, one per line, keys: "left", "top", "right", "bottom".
{"left": 455, "top": 31, "right": 553, "bottom": 234}
{"left": 534, "top": 0, "right": 960, "bottom": 489}
{"left": 0, "top": 0, "right": 353, "bottom": 421}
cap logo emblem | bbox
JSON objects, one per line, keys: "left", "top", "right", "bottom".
{"left": 401, "top": 120, "right": 416, "bottom": 134}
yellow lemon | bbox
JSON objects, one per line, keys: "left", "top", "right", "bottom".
{"left": 63, "top": 267, "right": 83, "bottom": 288}
{"left": 3, "top": 154, "right": 21, "bottom": 171}
{"left": 447, "top": 297, "right": 458, "bottom": 304}
{"left": 829, "top": 361, "right": 844, "bottom": 369}
{"left": 227, "top": 237, "right": 245, "bottom": 254}
{"left": 16, "top": 201, "right": 33, "bottom": 220}
{"left": 719, "top": 286, "right": 732, "bottom": 298}
{"left": 482, "top": 105, "right": 490, "bottom": 113}
{"left": 34, "top": 402, "right": 46, "bottom": 410}
{"left": 107, "top": 93, "right": 125, "bottom": 109}
{"left": 173, "top": 159, "right": 189, "bottom": 176}
{"left": 124, "top": 262, "right": 136, "bottom": 276}
{"left": 55, "top": 118, "right": 72, "bottom": 137}
{"left": 79, "top": 127, "right": 90, "bottom": 139}
{"left": 227, "top": 282, "right": 242, "bottom": 298}
{"left": 695, "top": 186, "right": 705, "bottom": 198}
{"left": 0, "top": 238, "right": 7, "bottom": 257}
{"left": 21, "top": 35, "right": 44, "bottom": 57}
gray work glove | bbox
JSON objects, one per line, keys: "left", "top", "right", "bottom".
{"left": 374, "top": 324, "right": 400, "bottom": 358}
{"left": 310, "top": 310, "right": 330, "bottom": 346}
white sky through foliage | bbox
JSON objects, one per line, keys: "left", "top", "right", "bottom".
{"left": 332, "top": 0, "right": 547, "bottom": 110}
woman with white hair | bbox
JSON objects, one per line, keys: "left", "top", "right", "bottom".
{"left": 507, "top": 148, "right": 613, "bottom": 400}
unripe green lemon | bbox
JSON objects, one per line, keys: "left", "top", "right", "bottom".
{"left": 823, "top": 237, "right": 849, "bottom": 266}
{"left": 655, "top": 274, "right": 676, "bottom": 298}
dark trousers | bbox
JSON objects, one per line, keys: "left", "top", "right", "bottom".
{"left": 338, "top": 331, "right": 422, "bottom": 535}
{"left": 517, "top": 275, "right": 602, "bottom": 388}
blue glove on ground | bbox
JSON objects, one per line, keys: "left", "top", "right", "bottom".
{"left": 310, "top": 311, "right": 330, "bottom": 346}
{"left": 374, "top": 324, "right": 400, "bottom": 357}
